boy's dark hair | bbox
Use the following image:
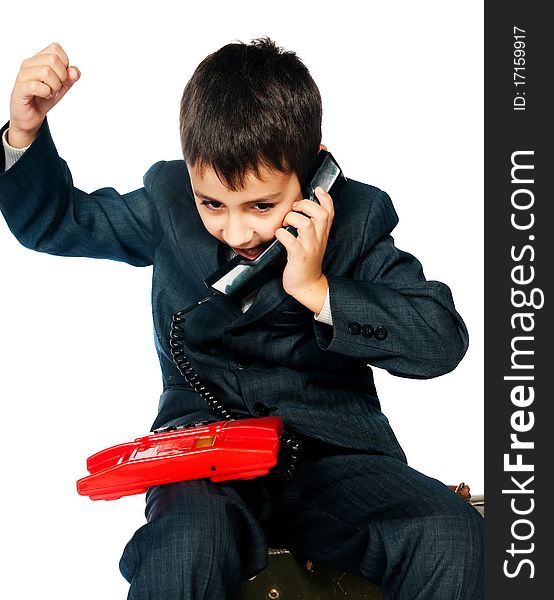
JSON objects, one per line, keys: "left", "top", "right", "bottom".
{"left": 179, "top": 37, "right": 322, "bottom": 191}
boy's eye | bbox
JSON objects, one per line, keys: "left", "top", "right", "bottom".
{"left": 253, "top": 203, "right": 273, "bottom": 213}
{"left": 201, "top": 200, "right": 222, "bottom": 210}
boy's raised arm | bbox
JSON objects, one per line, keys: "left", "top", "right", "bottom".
{"left": 8, "top": 42, "right": 80, "bottom": 148}
{"left": 1, "top": 44, "right": 162, "bottom": 267}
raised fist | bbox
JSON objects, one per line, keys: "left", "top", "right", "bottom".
{"left": 8, "top": 42, "right": 80, "bottom": 148}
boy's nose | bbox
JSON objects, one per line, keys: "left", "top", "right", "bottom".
{"left": 222, "top": 221, "right": 253, "bottom": 248}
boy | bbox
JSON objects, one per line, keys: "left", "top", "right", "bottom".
{"left": 0, "top": 38, "right": 483, "bottom": 599}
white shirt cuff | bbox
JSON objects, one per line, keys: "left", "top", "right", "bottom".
{"left": 2, "top": 128, "right": 29, "bottom": 170}
{"left": 314, "top": 287, "right": 333, "bottom": 326}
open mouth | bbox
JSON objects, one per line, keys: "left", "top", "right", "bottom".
{"left": 232, "top": 245, "right": 266, "bottom": 260}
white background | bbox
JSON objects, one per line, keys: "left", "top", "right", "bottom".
{"left": 0, "top": 1, "right": 483, "bottom": 598}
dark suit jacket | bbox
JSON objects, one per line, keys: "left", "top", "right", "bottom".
{"left": 0, "top": 120, "right": 469, "bottom": 461}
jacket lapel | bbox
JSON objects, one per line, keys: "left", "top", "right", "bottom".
{"left": 170, "top": 206, "right": 219, "bottom": 274}
{"left": 225, "top": 275, "right": 290, "bottom": 329}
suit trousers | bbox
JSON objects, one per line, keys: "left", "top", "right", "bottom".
{"left": 119, "top": 451, "right": 484, "bottom": 600}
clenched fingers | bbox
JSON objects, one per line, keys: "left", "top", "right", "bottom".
{"left": 283, "top": 186, "right": 335, "bottom": 238}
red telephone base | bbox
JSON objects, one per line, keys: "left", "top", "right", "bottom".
{"left": 76, "top": 416, "right": 283, "bottom": 501}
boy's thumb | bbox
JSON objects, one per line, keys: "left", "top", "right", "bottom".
{"left": 54, "top": 66, "right": 80, "bottom": 103}
{"left": 50, "top": 66, "right": 80, "bottom": 105}
{"left": 66, "top": 66, "right": 81, "bottom": 85}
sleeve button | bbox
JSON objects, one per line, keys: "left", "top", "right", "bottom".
{"left": 361, "top": 324, "right": 374, "bottom": 338}
{"left": 374, "top": 326, "right": 388, "bottom": 341}
{"left": 348, "top": 321, "right": 361, "bottom": 335}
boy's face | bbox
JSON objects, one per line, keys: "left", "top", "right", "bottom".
{"left": 188, "top": 163, "right": 302, "bottom": 259}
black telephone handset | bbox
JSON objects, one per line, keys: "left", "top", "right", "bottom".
{"left": 204, "top": 150, "right": 346, "bottom": 299}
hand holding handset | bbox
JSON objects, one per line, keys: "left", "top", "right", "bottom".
{"left": 204, "top": 150, "right": 346, "bottom": 299}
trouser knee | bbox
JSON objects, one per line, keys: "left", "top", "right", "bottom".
{"left": 372, "top": 501, "right": 484, "bottom": 600}
{"left": 120, "top": 482, "right": 267, "bottom": 599}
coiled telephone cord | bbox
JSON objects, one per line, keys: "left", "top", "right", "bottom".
{"left": 168, "top": 295, "right": 303, "bottom": 487}
{"left": 169, "top": 297, "right": 233, "bottom": 421}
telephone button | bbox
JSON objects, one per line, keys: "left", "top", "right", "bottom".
{"left": 374, "top": 326, "right": 388, "bottom": 341}
{"left": 361, "top": 324, "right": 374, "bottom": 338}
{"left": 253, "top": 402, "right": 270, "bottom": 416}
{"left": 348, "top": 321, "right": 361, "bottom": 335}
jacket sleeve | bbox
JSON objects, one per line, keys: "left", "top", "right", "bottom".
{"left": 314, "top": 188, "right": 469, "bottom": 379}
{"left": 0, "top": 120, "right": 162, "bottom": 266}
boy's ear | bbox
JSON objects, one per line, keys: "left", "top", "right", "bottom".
{"left": 319, "top": 143, "right": 327, "bottom": 151}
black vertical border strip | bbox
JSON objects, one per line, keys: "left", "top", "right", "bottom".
{"left": 485, "top": 2, "right": 552, "bottom": 597}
